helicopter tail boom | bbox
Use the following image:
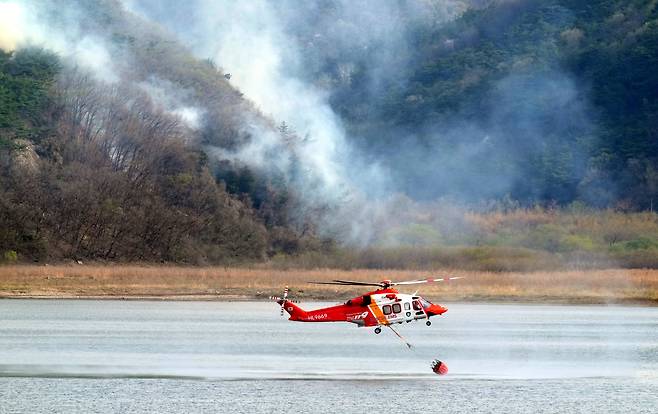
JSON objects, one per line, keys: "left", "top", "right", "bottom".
{"left": 277, "top": 299, "right": 308, "bottom": 321}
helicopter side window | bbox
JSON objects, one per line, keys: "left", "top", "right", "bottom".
{"left": 404, "top": 303, "right": 410, "bottom": 310}
{"left": 412, "top": 300, "right": 422, "bottom": 311}
{"left": 382, "top": 305, "right": 392, "bottom": 315}
{"left": 392, "top": 304, "right": 402, "bottom": 314}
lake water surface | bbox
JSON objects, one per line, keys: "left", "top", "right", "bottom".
{"left": 0, "top": 300, "right": 656, "bottom": 413}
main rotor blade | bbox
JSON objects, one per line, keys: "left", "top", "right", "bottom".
{"left": 393, "top": 276, "right": 463, "bottom": 285}
{"left": 308, "top": 280, "right": 384, "bottom": 287}
{"left": 333, "top": 279, "right": 386, "bottom": 286}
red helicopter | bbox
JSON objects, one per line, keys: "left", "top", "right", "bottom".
{"left": 271, "top": 277, "right": 461, "bottom": 348}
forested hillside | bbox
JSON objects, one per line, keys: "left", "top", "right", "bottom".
{"left": 310, "top": 0, "right": 658, "bottom": 207}
{"left": 0, "top": 1, "right": 323, "bottom": 263}
{"left": 0, "top": 48, "right": 268, "bottom": 262}
{"left": 1, "top": 0, "right": 658, "bottom": 265}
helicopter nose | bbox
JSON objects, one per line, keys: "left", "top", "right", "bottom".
{"left": 429, "top": 304, "right": 448, "bottom": 315}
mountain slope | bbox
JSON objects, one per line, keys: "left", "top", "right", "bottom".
{"left": 0, "top": 1, "right": 320, "bottom": 263}
{"left": 314, "top": 0, "right": 658, "bottom": 207}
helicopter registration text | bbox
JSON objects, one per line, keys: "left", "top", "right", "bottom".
{"left": 305, "top": 313, "right": 328, "bottom": 321}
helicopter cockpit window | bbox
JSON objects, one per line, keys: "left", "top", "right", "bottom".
{"left": 382, "top": 305, "right": 392, "bottom": 315}
{"left": 412, "top": 300, "right": 422, "bottom": 311}
{"left": 420, "top": 298, "right": 432, "bottom": 310}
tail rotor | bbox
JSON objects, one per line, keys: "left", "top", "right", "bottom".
{"left": 269, "top": 286, "right": 297, "bottom": 317}
{"left": 280, "top": 286, "right": 289, "bottom": 316}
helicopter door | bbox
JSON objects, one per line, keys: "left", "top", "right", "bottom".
{"left": 412, "top": 299, "right": 426, "bottom": 320}
{"left": 403, "top": 301, "right": 414, "bottom": 322}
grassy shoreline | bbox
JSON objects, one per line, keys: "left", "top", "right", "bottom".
{"left": 1, "top": 265, "right": 657, "bottom": 305}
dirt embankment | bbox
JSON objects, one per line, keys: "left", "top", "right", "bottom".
{"left": 1, "top": 265, "right": 657, "bottom": 305}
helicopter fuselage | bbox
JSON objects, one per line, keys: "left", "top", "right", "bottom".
{"left": 278, "top": 288, "right": 447, "bottom": 328}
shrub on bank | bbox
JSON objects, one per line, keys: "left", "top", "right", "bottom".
{"left": 2, "top": 250, "right": 18, "bottom": 264}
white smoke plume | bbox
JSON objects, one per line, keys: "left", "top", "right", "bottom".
{"left": 0, "top": 2, "right": 26, "bottom": 51}
{"left": 138, "top": 77, "right": 205, "bottom": 130}
{"left": 190, "top": 1, "right": 367, "bottom": 199}
{"left": 121, "top": 0, "right": 471, "bottom": 244}
{"left": 0, "top": 0, "right": 118, "bottom": 82}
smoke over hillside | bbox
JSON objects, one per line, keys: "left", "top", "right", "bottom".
{"left": 120, "top": 0, "right": 484, "bottom": 244}
{"left": 4, "top": 0, "right": 655, "bottom": 251}
{"left": 120, "top": 0, "right": 602, "bottom": 243}
{"left": 0, "top": 1, "right": 120, "bottom": 82}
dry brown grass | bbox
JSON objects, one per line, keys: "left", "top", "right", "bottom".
{"left": 0, "top": 265, "right": 657, "bottom": 304}
{"left": 464, "top": 208, "right": 555, "bottom": 232}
